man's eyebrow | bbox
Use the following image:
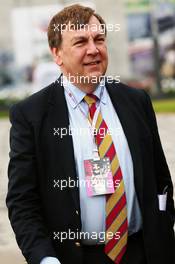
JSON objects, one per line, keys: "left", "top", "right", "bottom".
{"left": 94, "top": 33, "right": 106, "bottom": 38}
{"left": 71, "top": 33, "right": 105, "bottom": 43}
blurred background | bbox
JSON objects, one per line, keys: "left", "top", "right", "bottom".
{"left": 0, "top": 0, "right": 175, "bottom": 263}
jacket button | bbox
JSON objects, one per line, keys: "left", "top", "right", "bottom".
{"left": 76, "top": 210, "right": 79, "bottom": 215}
{"left": 75, "top": 242, "right": 81, "bottom": 247}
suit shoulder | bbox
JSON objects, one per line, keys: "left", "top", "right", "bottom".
{"left": 108, "top": 80, "right": 147, "bottom": 101}
{"left": 10, "top": 81, "right": 56, "bottom": 122}
{"left": 114, "top": 81, "right": 146, "bottom": 98}
{"left": 107, "top": 80, "right": 150, "bottom": 113}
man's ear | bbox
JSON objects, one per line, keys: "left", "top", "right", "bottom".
{"left": 51, "top": 47, "right": 63, "bottom": 66}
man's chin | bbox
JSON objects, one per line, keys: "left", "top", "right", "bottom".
{"left": 84, "top": 72, "right": 105, "bottom": 84}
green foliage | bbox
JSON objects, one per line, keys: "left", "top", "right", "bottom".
{"left": 152, "top": 99, "right": 175, "bottom": 113}
{"left": 0, "top": 111, "right": 9, "bottom": 118}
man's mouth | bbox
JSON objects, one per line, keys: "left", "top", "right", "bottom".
{"left": 84, "top": 60, "right": 101, "bottom": 66}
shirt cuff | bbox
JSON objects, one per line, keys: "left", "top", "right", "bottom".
{"left": 40, "top": 257, "right": 61, "bottom": 264}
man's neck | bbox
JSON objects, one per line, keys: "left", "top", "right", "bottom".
{"left": 62, "top": 73, "right": 100, "bottom": 94}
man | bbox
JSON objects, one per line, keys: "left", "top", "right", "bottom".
{"left": 6, "top": 4, "right": 174, "bottom": 264}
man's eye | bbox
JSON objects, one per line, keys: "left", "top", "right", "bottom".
{"left": 74, "top": 41, "right": 85, "bottom": 46}
{"left": 96, "top": 38, "right": 105, "bottom": 42}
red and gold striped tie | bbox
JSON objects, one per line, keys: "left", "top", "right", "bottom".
{"left": 84, "top": 94, "right": 128, "bottom": 264}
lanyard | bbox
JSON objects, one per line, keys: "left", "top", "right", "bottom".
{"left": 64, "top": 84, "right": 104, "bottom": 158}
{"left": 64, "top": 84, "right": 104, "bottom": 128}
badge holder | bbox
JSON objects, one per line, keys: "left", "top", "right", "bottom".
{"left": 84, "top": 146, "right": 114, "bottom": 197}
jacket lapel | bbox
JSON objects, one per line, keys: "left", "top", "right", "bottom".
{"left": 106, "top": 82, "right": 144, "bottom": 208}
{"left": 47, "top": 76, "right": 80, "bottom": 211}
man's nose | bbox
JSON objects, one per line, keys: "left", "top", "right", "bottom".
{"left": 86, "top": 40, "right": 99, "bottom": 56}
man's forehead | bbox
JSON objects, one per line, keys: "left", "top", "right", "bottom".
{"left": 63, "top": 23, "right": 105, "bottom": 40}
{"left": 60, "top": 15, "right": 104, "bottom": 37}
{"left": 72, "top": 28, "right": 104, "bottom": 38}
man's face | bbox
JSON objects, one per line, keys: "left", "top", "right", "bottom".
{"left": 53, "top": 15, "right": 108, "bottom": 90}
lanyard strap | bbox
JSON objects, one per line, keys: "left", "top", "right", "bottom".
{"left": 64, "top": 84, "right": 104, "bottom": 158}
{"left": 64, "top": 84, "right": 104, "bottom": 130}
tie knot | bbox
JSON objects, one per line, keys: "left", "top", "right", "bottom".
{"left": 84, "top": 94, "right": 98, "bottom": 106}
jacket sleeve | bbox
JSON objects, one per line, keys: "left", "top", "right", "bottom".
{"left": 143, "top": 91, "right": 175, "bottom": 224}
{"left": 6, "top": 104, "right": 57, "bottom": 264}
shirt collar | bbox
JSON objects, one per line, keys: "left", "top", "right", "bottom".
{"left": 63, "top": 75, "right": 107, "bottom": 109}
